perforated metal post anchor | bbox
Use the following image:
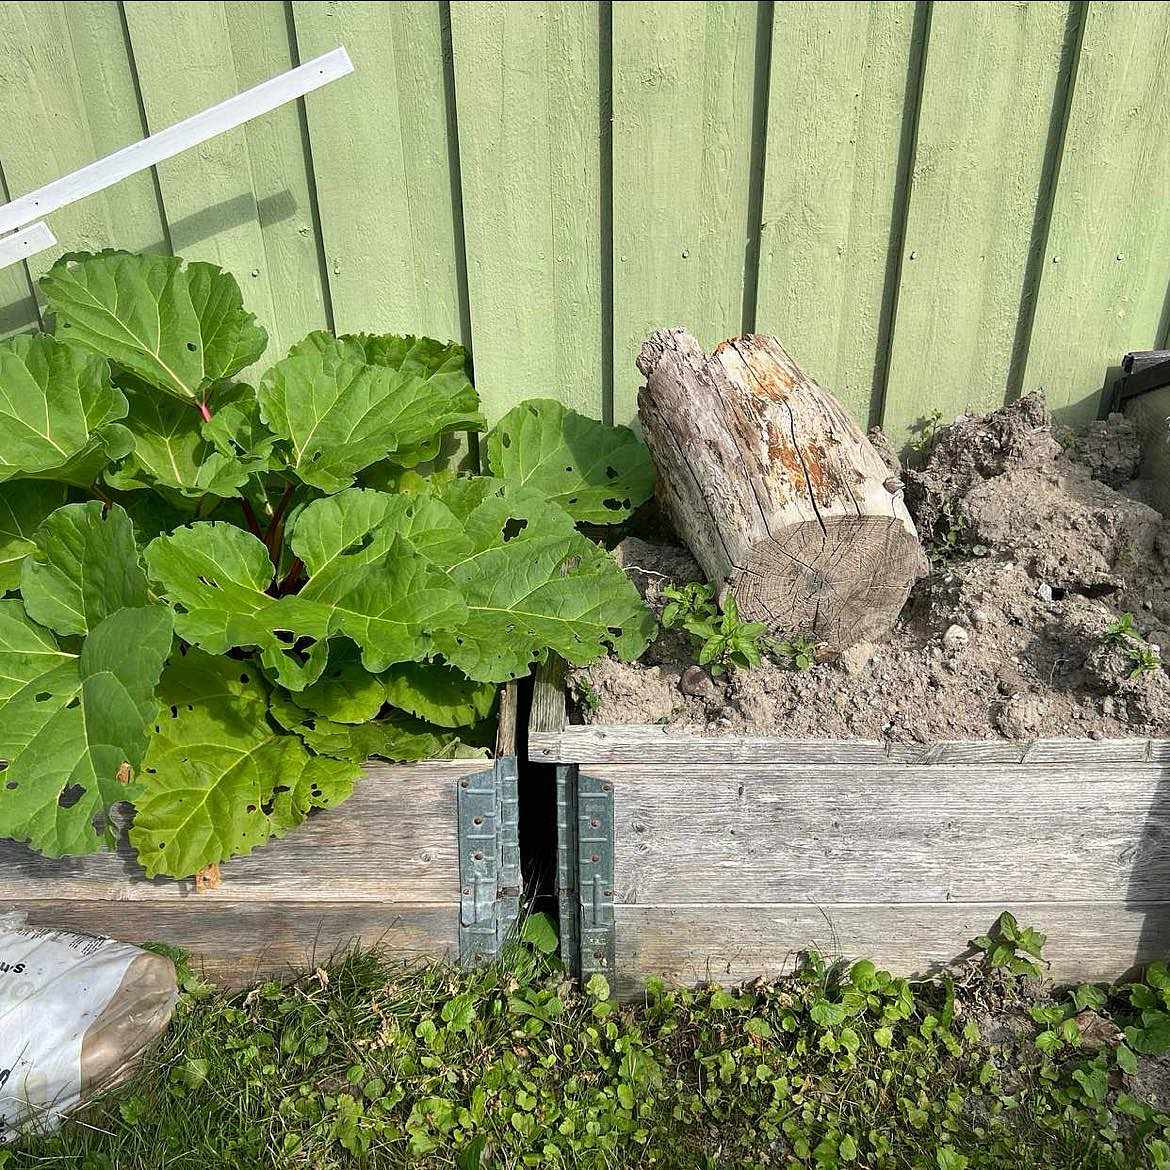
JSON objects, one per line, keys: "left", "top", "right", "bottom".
{"left": 577, "top": 773, "right": 615, "bottom": 979}
{"left": 457, "top": 757, "right": 520, "bottom": 965}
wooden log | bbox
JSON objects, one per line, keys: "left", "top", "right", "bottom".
{"left": 637, "top": 329, "right": 927, "bottom": 648}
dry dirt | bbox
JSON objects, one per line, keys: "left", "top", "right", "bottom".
{"left": 573, "top": 393, "right": 1170, "bottom": 741}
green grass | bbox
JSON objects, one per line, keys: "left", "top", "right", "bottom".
{"left": 7, "top": 929, "right": 1170, "bottom": 1170}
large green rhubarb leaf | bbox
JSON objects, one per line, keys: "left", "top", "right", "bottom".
{"left": 129, "top": 650, "right": 358, "bottom": 878}
{"left": 256, "top": 332, "right": 483, "bottom": 492}
{"left": 429, "top": 479, "right": 654, "bottom": 682}
{"left": 287, "top": 640, "right": 385, "bottom": 724}
{"left": 0, "top": 481, "right": 67, "bottom": 593}
{"left": 0, "top": 334, "right": 131, "bottom": 485}
{"left": 107, "top": 379, "right": 271, "bottom": 498}
{"left": 270, "top": 690, "right": 486, "bottom": 764}
{"left": 0, "top": 603, "right": 173, "bottom": 857}
{"left": 381, "top": 662, "right": 496, "bottom": 729}
{"left": 485, "top": 398, "right": 654, "bottom": 523}
{"left": 21, "top": 502, "right": 149, "bottom": 636}
{"left": 146, "top": 519, "right": 466, "bottom": 687}
{"left": 41, "top": 251, "right": 267, "bottom": 402}
{"left": 144, "top": 521, "right": 332, "bottom": 690}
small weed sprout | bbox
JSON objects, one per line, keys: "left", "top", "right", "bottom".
{"left": 660, "top": 583, "right": 767, "bottom": 675}
{"left": 970, "top": 911, "right": 1047, "bottom": 979}
{"left": 1103, "top": 611, "right": 1162, "bottom": 679}
{"left": 770, "top": 632, "right": 818, "bottom": 671}
{"left": 572, "top": 676, "right": 601, "bottom": 714}
{"left": 906, "top": 407, "right": 944, "bottom": 461}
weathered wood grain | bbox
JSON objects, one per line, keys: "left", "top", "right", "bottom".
{"left": 610, "top": 0, "right": 762, "bottom": 425}
{"left": 14, "top": 900, "right": 458, "bottom": 987}
{"left": 291, "top": 0, "right": 465, "bottom": 342}
{"left": 530, "top": 722, "right": 1170, "bottom": 766}
{"left": 637, "top": 329, "right": 925, "bottom": 648}
{"left": 613, "top": 902, "right": 1170, "bottom": 997}
{"left": 603, "top": 764, "right": 1170, "bottom": 904}
{"left": 530, "top": 659, "right": 568, "bottom": 738}
{"left": 881, "top": 1, "right": 1075, "bottom": 443}
{"left": 451, "top": 1, "right": 603, "bottom": 422}
{"left": 0, "top": 761, "right": 472, "bottom": 903}
{"left": 755, "top": 1, "right": 921, "bottom": 427}
{"left": 1023, "top": 2, "right": 1170, "bottom": 423}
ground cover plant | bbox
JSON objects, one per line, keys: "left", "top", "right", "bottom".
{"left": 9, "top": 917, "right": 1170, "bottom": 1169}
{"left": 0, "top": 250, "right": 654, "bottom": 878}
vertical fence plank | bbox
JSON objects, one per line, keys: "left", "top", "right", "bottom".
{"left": 0, "top": 0, "right": 165, "bottom": 334}
{"left": 292, "top": 0, "right": 464, "bottom": 343}
{"left": 610, "top": 0, "right": 761, "bottom": 426}
{"left": 122, "top": 1, "right": 278, "bottom": 336}
{"left": 754, "top": 1, "right": 920, "bottom": 429}
{"left": 220, "top": 0, "right": 331, "bottom": 358}
{"left": 1022, "top": 2, "right": 1170, "bottom": 423}
{"left": 880, "top": 2, "right": 1075, "bottom": 444}
{"left": 451, "top": 2, "right": 602, "bottom": 422}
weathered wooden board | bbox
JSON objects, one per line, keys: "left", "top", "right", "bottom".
{"left": 451, "top": 1, "right": 603, "bottom": 422}
{"left": 601, "top": 763, "right": 1170, "bottom": 904}
{"left": 1023, "top": 2, "right": 1170, "bottom": 423}
{"left": 610, "top": 0, "right": 762, "bottom": 426}
{"left": 0, "top": 762, "right": 468, "bottom": 904}
{"left": 530, "top": 721, "right": 1170, "bottom": 767}
{"left": 881, "top": 1, "right": 1075, "bottom": 443}
{"left": 14, "top": 901, "right": 458, "bottom": 988}
{"left": 121, "top": 1, "right": 278, "bottom": 335}
{"left": 755, "top": 0, "right": 921, "bottom": 427}
{"left": 292, "top": 0, "right": 465, "bottom": 343}
{"left": 614, "top": 902, "right": 1170, "bottom": 997}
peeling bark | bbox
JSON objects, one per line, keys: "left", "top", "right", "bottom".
{"left": 637, "top": 329, "right": 927, "bottom": 650}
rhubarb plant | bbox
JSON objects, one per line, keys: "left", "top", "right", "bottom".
{"left": 0, "top": 250, "right": 654, "bottom": 878}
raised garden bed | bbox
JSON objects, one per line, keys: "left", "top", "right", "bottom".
{"left": 0, "top": 687, "right": 518, "bottom": 985}
{"left": 532, "top": 665, "right": 1170, "bottom": 998}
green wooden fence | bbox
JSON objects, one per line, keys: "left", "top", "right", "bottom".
{"left": 1, "top": 0, "right": 1168, "bottom": 439}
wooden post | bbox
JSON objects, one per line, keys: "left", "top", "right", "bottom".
{"left": 637, "top": 329, "right": 926, "bottom": 650}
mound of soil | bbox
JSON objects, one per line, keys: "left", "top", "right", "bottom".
{"left": 573, "top": 394, "right": 1170, "bottom": 741}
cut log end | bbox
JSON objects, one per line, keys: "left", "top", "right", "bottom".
{"left": 637, "top": 328, "right": 928, "bottom": 650}
{"left": 730, "top": 515, "right": 923, "bottom": 648}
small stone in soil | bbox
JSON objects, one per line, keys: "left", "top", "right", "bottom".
{"left": 679, "top": 665, "right": 718, "bottom": 700}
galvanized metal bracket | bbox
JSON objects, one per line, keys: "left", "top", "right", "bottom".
{"left": 577, "top": 772, "right": 615, "bottom": 980}
{"left": 555, "top": 764, "right": 581, "bottom": 979}
{"left": 457, "top": 756, "right": 520, "bottom": 965}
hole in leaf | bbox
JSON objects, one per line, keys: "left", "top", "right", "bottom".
{"left": 275, "top": 630, "right": 296, "bottom": 645}
{"left": 603, "top": 497, "right": 627, "bottom": 511}
{"left": 58, "top": 784, "right": 84, "bottom": 809}
{"left": 0, "top": 762, "right": 6, "bottom": 772}
{"left": 500, "top": 432, "right": 511, "bottom": 448}
{"left": 65, "top": 697, "right": 79, "bottom": 709}
{"left": 565, "top": 465, "right": 573, "bottom": 473}
{"left": 246, "top": 804, "right": 256, "bottom": 813}
{"left": 239, "top": 673, "right": 249, "bottom": 683}
{"left": 34, "top": 692, "right": 50, "bottom": 703}
{"left": 186, "top": 341, "right": 197, "bottom": 352}
{"left": 4, "top": 781, "right": 15, "bottom": 790}
{"left": 605, "top": 465, "right": 619, "bottom": 480}
{"left": 502, "top": 517, "right": 528, "bottom": 542}
{"left": 170, "top": 705, "right": 179, "bottom": 718}
{"left": 197, "top": 575, "right": 219, "bottom": 588}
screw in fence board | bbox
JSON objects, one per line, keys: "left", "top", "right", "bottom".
{"left": 577, "top": 773, "right": 615, "bottom": 981}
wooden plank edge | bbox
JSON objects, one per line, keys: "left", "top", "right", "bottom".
{"left": 530, "top": 721, "right": 1170, "bottom": 766}
{"left": 612, "top": 900, "right": 1170, "bottom": 997}
{"left": 529, "top": 659, "right": 568, "bottom": 739}
{"left": 7, "top": 899, "right": 460, "bottom": 987}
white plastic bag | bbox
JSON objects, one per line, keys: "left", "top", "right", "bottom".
{"left": 0, "top": 912, "right": 177, "bottom": 1141}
